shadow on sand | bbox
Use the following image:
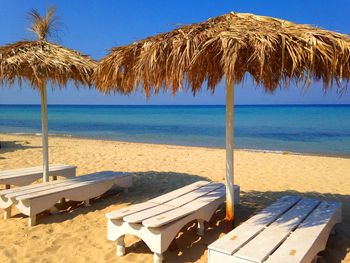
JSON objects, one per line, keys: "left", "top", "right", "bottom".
{"left": 14, "top": 171, "right": 208, "bottom": 225}
{"left": 10, "top": 172, "right": 350, "bottom": 263}
{"left": 0, "top": 140, "right": 41, "bottom": 155}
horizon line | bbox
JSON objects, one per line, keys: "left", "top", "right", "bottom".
{"left": 1, "top": 103, "right": 350, "bottom": 106}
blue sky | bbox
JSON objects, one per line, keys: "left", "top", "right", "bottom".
{"left": 0, "top": 0, "right": 350, "bottom": 105}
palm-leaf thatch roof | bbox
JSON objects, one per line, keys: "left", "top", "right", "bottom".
{"left": 0, "top": 7, "right": 96, "bottom": 89}
{"left": 94, "top": 12, "right": 350, "bottom": 97}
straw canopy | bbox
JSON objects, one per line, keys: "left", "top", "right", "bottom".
{"left": 94, "top": 12, "right": 350, "bottom": 96}
{"left": 0, "top": 7, "right": 96, "bottom": 183}
{"left": 94, "top": 11, "right": 350, "bottom": 229}
{"left": 0, "top": 7, "right": 96, "bottom": 89}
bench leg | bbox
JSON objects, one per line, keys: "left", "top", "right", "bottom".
{"left": 52, "top": 176, "right": 57, "bottom": 181}
{"left": 28, "top": 215, "right": 36, "bottom": 227}
{"left": 197, "top": 219, "right": 205, "bottom": 236}
{"left": 331, "top": 227, "right": 337, "bottom": 235}
{"left": 59, "top": 198, "right": 66, "bottom": 204}
{"left": 4, "top": 207, "right": 11, "bottom": 220}
{"left": 312, "top": 256, "right": 320, "bottom": 263}
{"left": 153, "top": 253, "right": 163, "bottom": 263}
{"left": 3, "top": 184, "right": 11, "bottom": 219}
{"left": 116, "top": 236, "right": 125, "bottom": 256}
{"left": 84, "top": 199, "right": 90, "bottom": 207}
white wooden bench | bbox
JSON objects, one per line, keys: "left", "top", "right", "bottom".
{"left": 0, "top": 164, "right": 76, "bottom": 188}
{"left": 0, "top": 171, "right": 132, "bottom": 226}
{"left": 208, "top": 195, "right": 342, "bottom": 263}
{"left": 106, "top": 181, "right": 240, "bottom": 263}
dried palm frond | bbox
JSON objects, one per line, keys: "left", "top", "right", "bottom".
{"left": 94, "top": 12, "right": 350, "bottom": 97}
{"left": 28, "top": 6, "right": 58, "bottom": 41}
{"left": 0, "top": 6, "right": 96, "bottom": 89}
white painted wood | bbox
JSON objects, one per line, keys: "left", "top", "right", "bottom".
{"left": 266, "top": 201, "right": 342, "bottom": 263}
{"left": 141, "top": 185, "right": 226, "bottom": 227}
{"left": 209, "top": 249, "right": 249, "bottom": 263}
{"left": 235, "top": 198, "right": 320, "bottom": 262}
{"left": 0, "top": 172, "right": 132, "bottom": 226}
{"left": 107, "top": 195, "right": 224, "bottom": 255}
{"left": 0, "top": 164, "right": 76, "bottom": 187}
{"left": 226, "top": 79, "right": 235, "bottom": 221}
{"left": 107, "top": 181, "right": 211, "bottom": 221}
{"left": 2, "top": 171, "right": 104, "bottom": 199}
{"left": 182, "top": 185, "right": 233, "bottom": 210}
{"left": 106, "top": 202, "right": 159, "bottom": 220}
{"left": 208, "top": 196, "right": 342, "bottom": 263}
{"left": 0, "top": 164, "right": 73, "bottom": 177}
{"left": 149, "top": 181, "right": 210, "bottom": 204}
{"left": 142, "top": 206, "right": 195, "bottom": 227}
{"left": 4, "top": 206, "right": 11, "bottom": 219}
{"left": 15, "top": 172, "right": 128, "bottom": 200}
{"left": 197, "top": 219, "right": 205, "bottom": 236}
{"left": 142, "top": 186, "right": 226, "bottom": 227}
{"left": 208, "top": 195, "right": 300, "bottom": 255}
{"left": 40, "top": 82, "right": 49, "bottom": 183}
{"left": 154, "top": 253, "right": 163, "bottom": 263}
{"left": 84, "top": 199, "right": 91, "bottom": 207}
{"left": 116, "top": 236, "right": 126, "bottom": 256}
{"left": 106, "top": 182, "right": 237, "bottom": 261}
{"left": 28, "top": 215, "right": 36, "bottom": 227}
{"left": 123, "top": 204, "right": 177, "bottom": 224}
{"left": 166, "top": 182, "right": 224, "bottom": 207}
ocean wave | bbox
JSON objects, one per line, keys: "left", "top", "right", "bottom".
{"left": 9, "top": 132, "right": 72, "bottom": 138}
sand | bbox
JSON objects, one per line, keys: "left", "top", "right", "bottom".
{"left": 0, "top": 133, "right": 349, "bottom": 263}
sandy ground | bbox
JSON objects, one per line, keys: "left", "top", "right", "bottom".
{"left": 0, "top": 133, "right": 349, "bottom": 263}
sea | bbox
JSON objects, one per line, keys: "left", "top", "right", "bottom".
{"left": 1, "top": 104, "right": 350, "bottom": 156}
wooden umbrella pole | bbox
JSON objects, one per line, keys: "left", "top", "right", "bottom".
{"left": 225, "top": 78, "right": 235, "bottom": 232}
{"left": 40, "top": 81, "right": 49, "bottom": 183}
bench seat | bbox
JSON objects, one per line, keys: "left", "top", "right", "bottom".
{"left": 208, "top": 195, "right": 341, "bottom": 263}
{"left": 106, "top": 180, "right": 240, "bottom": 263}
{"left": 0, "top": 164, "right": 76, "bottom": 188}
{"left": 0, "top": 171, "right": 132, "bottom": 226}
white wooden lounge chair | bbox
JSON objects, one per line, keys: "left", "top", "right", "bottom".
{"left": 0, "top": 171, "right": 132, "bottom": 226}
{"left": 106, "top": 180, "right": 240, "bottom": 263}
{"left": 208, "top": 195, "right": 342, "bottom": 263}
{"left": 0, "top": 164, "right": 76, "bottom": 189}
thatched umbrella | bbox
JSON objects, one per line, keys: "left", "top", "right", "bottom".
{"left": 0, "top": 7, "right": 96, "bottom": 182}
{"left": 94, "top": 12, "right": 350, "bottom": 228}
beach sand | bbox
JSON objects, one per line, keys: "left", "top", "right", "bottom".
{"left": 0, "top": 133, "right": 349, "bottom": 263}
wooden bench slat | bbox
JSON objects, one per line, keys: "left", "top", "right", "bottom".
{"left": 183, "top": 186, "right": 225, "bottom": 210}
{"left": 2, "top": 172, "right": 108, "bottom": 198}
{"left": 208, "top": 195, "right": 301, "bottom": 255}
{"left": 0, "top": 177, "right": 73, "bottom": 196}
{"left": 166, "top": 182, "right": 224, "bottom": 207}
{"left": 266, "top": 201, "right": 341, "bottom": 263}
{"left": 0, "top": 166, "right": 50, "bottom": 176}
{"left": 149, "top": 181, "right": 210, "bottom": 204}
{"left": 235, "top": 198, "right": 320, "bottom": 263}
{"left": 0, "top": 165, "right": 76, "bottom": 187}
{"left": 15, "top": 172, "right": 128, "bottom": 200}
{"left": 106, "top": 202, "right": 159, "bottom": 220}
{"left": 127, "top": 183, "right": 224, "bottom": 224}
{"left": 0, "top": 164, "right": 75, "bottom": 179}
{"left": 142, "top": 206, "right": 195, "bottom": 227}
{"left": 123, "top": 204, "right": 177, "bottom": 223}
{"left": 106, "top": 181, "right": 211, "bottom": 221}
{"left": 143, "top": 186, "right": 226, "bottom": 227}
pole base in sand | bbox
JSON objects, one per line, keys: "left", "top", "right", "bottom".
{"left": 225, "top": 218, "right": 234, "bottom": 233}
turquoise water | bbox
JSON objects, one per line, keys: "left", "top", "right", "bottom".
{"left": 1, "top": 104, "right": 350, "bottom": 156}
